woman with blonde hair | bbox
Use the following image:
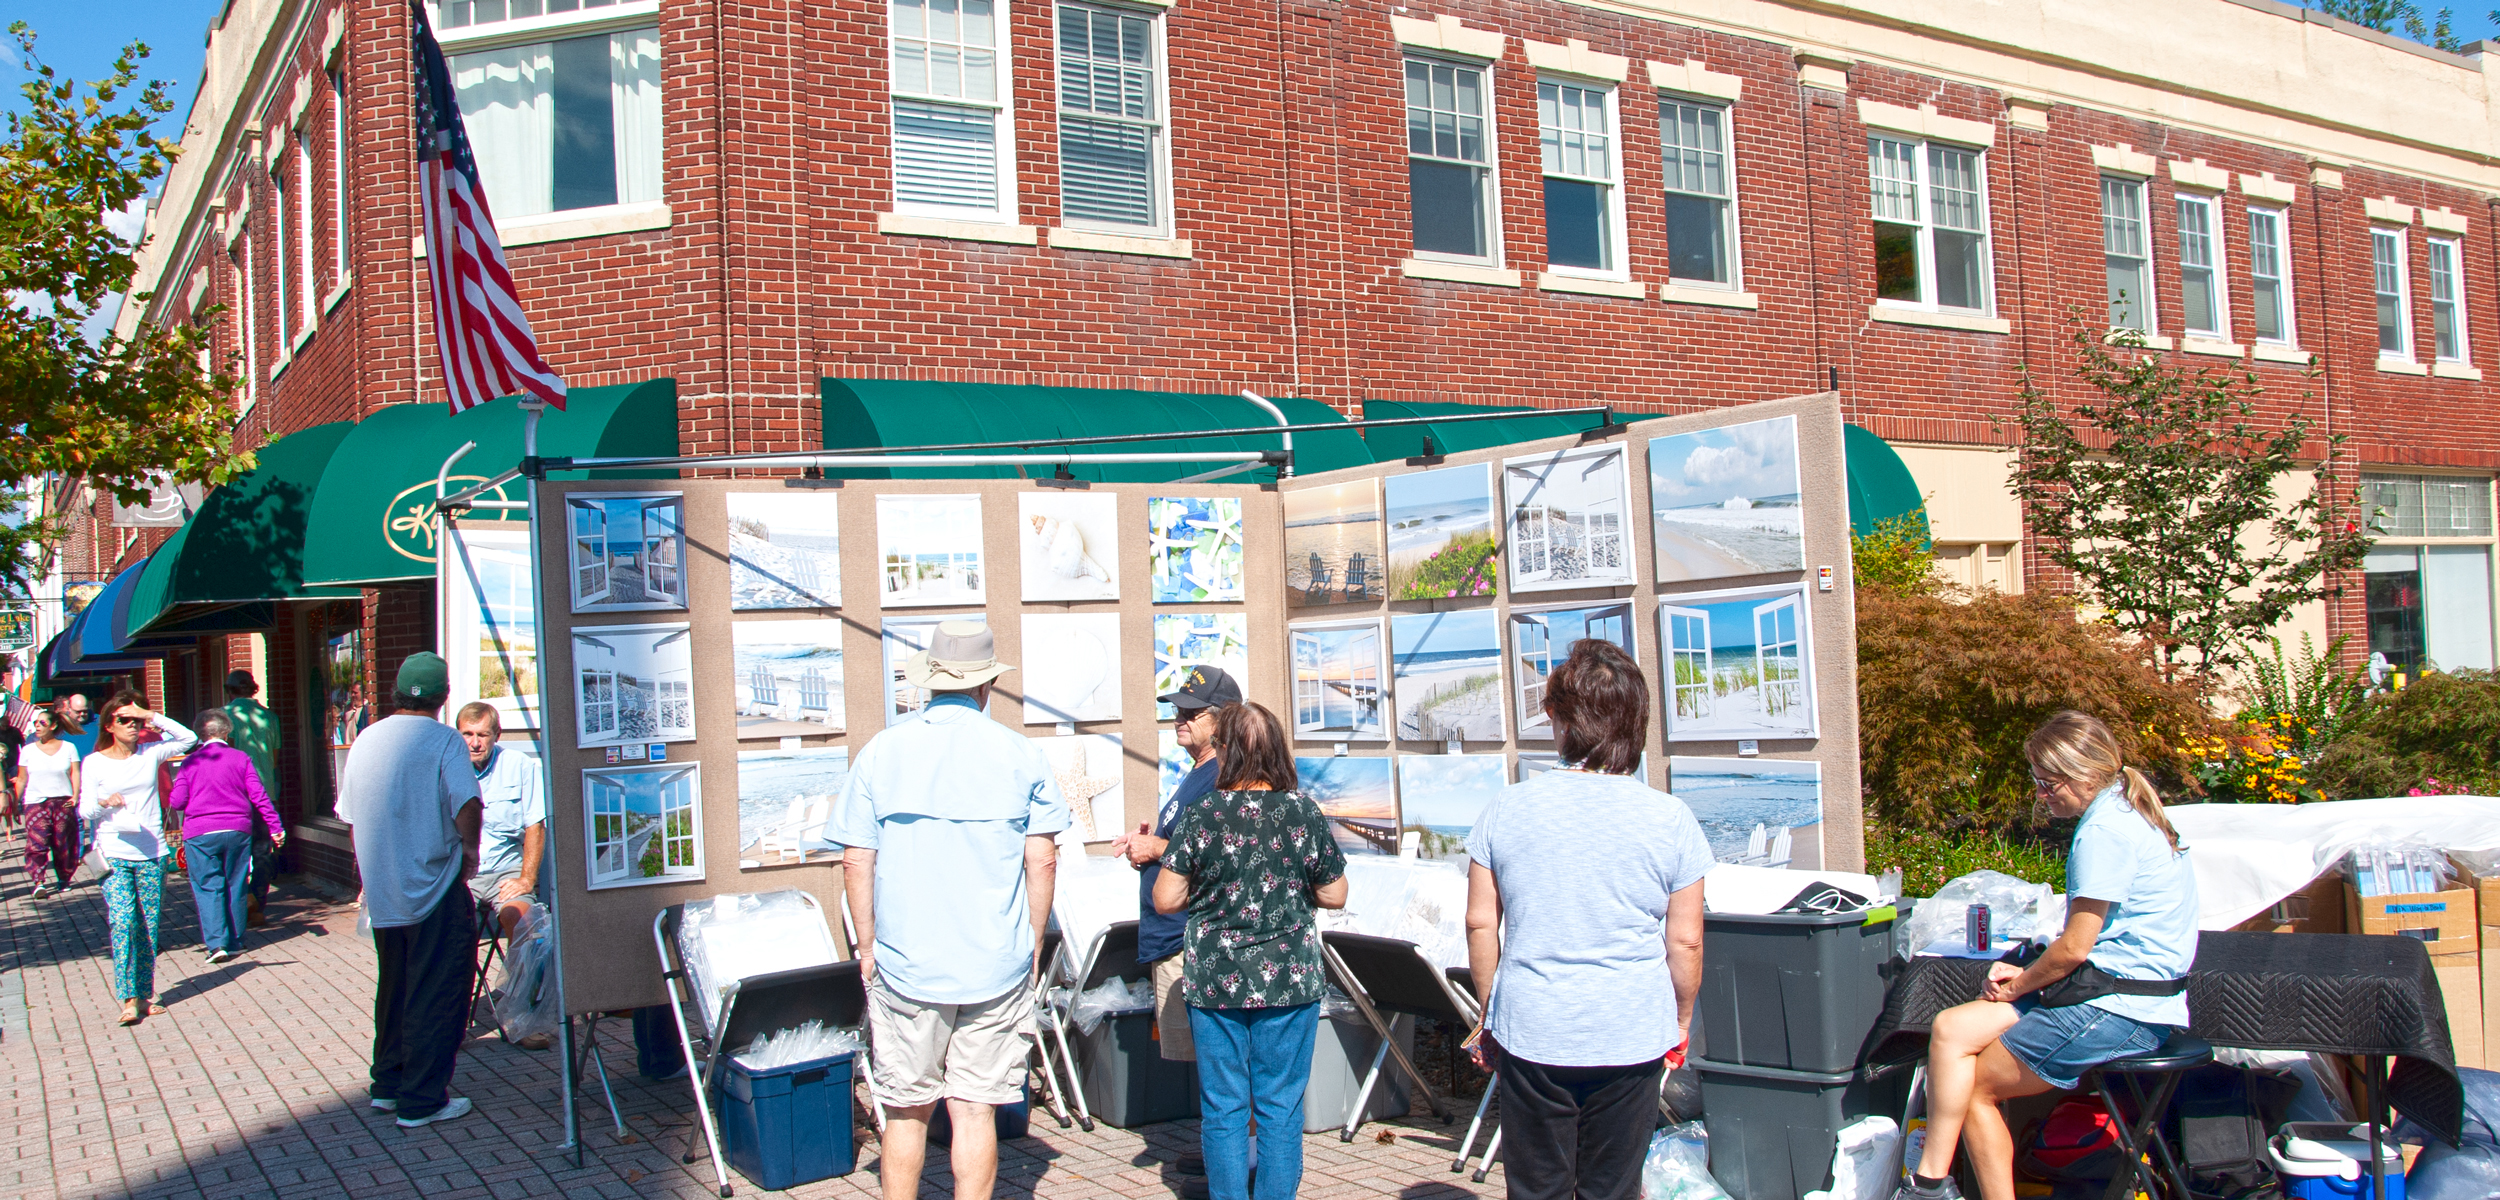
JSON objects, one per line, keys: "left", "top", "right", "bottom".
{"left": 1895, "top": 710, "right": 2198, "bottom": 1200}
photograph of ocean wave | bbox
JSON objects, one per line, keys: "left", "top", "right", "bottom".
{"left": 1518, "top": 753, "right": 1649, "bottom": 785}
{"left": 737, "top": 746, "right": 849, "bottom": 869}
{"left": 1649, "top": 415, "right": 1806, "bottom": 582}
{"left": 1385, "top": 464, "right": 1497, "bottom": 599}
{"left": 1296, "top": 755, "right": 1398, "bottom": 856}
{"left": 1285, "top": 480, "right": 1385, "bottom": 606}
{"left": 1391, "top": 609, "right": 1504, "bottom": 742}
{"left": 732, "top": 619, "right": 844, "bottom": 738}
{"left": 1397, "top": 755, "right": 1506, "bottom": 861}
{"left": 1669, "top": 756, "right": 1822, "bottom": 870}
{"left": 729, "top": 492, "right": 840, "bottom": 609}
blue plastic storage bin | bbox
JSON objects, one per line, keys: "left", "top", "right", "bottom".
{"left": 2283, "top": 1171, "right": 2405, "bottom": 1200}
{"left": 715, "top": 1051, "right": 858, "bottom": 1190}
{"left": 928, "top": 1084, "right": 1033, "bottom": 1144}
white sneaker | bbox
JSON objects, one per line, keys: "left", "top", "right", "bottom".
{"left": 396, "top": 1096, "right": 472, "bottom": 1128}
{"left": 369, "top": 1097, "right": 398, "bottom": 1111}
{"left": 204, "top": 949, "right": 233, "bottom": 965}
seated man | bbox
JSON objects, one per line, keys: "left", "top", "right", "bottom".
{"left": 454, "top": 702, "right": 552, "bottom": 1049}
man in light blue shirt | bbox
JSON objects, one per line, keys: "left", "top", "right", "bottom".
{"left": 454, "top": 704, "right": 548, "bottom": 939}
{"left": 830, "top": 621, "right": 1065, "bottom": 1200}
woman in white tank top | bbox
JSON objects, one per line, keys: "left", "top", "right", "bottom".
{"left": 19, "top": 709, "right": 83, "bottom": 898}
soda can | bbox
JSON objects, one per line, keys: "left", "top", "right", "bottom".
{"left": 1966, "top": 902, "right": 1991, "bottom": 953}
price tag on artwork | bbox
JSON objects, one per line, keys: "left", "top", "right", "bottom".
{"left": 781, "top": 736, "right": 803, "bottom": 751}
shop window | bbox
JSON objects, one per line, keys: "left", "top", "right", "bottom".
{"left": 1870, "top": 136, "right": 1991, "bottom": 313}
{"left": 439, "top": 0, "right": 632, "bottom": 26}
{"left": 2247, "top": 207, "right": 2293, "bottom": 344}
{"left": 1054, "top": 2, "right": 1166, "bottom": 232}
{"left": 1539, "top": 78, "right": 1623, "bottom": 276}
{"left": 2175, "top": 192, "right": 2225, "bottom": 339}
{"left": 2101, "top": 175, "right": 2151, "bottom": 331}
{"left": 233, "top": 230, "right": 259, "bottom": 408}
{"left": 2428, "top": 236, "right": 2468, "bottom": 363}
{"left": 2372, "top": 228, "right": 2410, "bottom": 357}
{"left": 1658, "top": 97, "right": 1736, "bottom": 286}
{"left": 1405, "top": 56, "right": 1498, "bottom": 262}
{"left": 316, "top": 623, "right": 368, "bottom": 819}
{"left": 2363, "top": 473, "right": 2496, "bottom": 675}
{"left": 445, "top": 21, "right": 663, "bottom": 220}
{"left": 889, "top": 0, "right": 1013, "bottom": 220}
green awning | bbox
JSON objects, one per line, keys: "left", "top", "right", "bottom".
{"left": 302, "top": 379, "right": 681, "bottom": 587}
{"left": 1357, "top": 399, "right": 1659, "bottom": 460}
{"left": 820, "top": 380, "right": 1375, "bottom": 481}
{"left": 125, "top": 421, "right": 360, "bottom": 635}
{"left": 1843, "top": 423, "right": 1928, "bottom": 538}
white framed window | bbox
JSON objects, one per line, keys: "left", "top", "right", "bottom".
{"left": 1658, "top": 97, "right": 1736, "bottom": 287}
{"left": 2362, "top": 472, "right": 2497, "bottom": 675}
{"left": 1054, "top": 2, "right": 1167, "bottom": 232}
{"left": 442, "top": 21, "right": 662, "bottom": 222}
{"left": 1405, "top": 55, "right": 1499, "bottom": 263}
{"left": 2100, "top": 175, "right": 2152, "bottom": 331}
{"left": 2428, "top": 236, "right": 2468, "bottom": 363}
{"left": 439, "top": 0, "right": 639, "bottom": 28}
{"left": 294, "top": 131, "right": 317, "bottom": 330}
{"left": 1869, "top": 136, "right": 1991, "bottom": 313}
{"left": 329, "top": 68, "right": 349, "bottom": 284}
{"left": 1538, "top": 78, "right": 1623, "bottom": 277}
{"left": 234, "top": 231, "right": 258, "bottom": 406}
{"left": 890, "top": 0, "right": 1015, "bottom": 221}
{"left": 270, "top": 168, "right": 291, "bottom": 345}
{"left": 2373, "top": 227, "right": 2410, "bottom": 358}
{"left": 2175, "top": 193, "right": 2226, "bottom": 339}
{"left": 2247, "top": 207, "right": 2293, "bottom": 345}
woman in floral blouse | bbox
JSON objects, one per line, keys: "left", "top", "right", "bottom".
{"left": 1154, "top": 701, "right": 1349, "bottom": 1200}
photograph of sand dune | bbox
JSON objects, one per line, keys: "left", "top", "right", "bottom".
{"left": 1661, "top": 584, "right": 1818, "bottom": 742}
{"left": 729, "top": 492, "right": 841, "bottom": 609}
{"left": 1385, "top": 464, "right": 1498, "bottom": 599}
{"left": 1650, "top": 416, "right": 1805, "bottom": 582}
{"left": 1397, "top": 755, "right": 1507, "bottom": 861}
{"left": 1285, "top": 480, "right": 1385, "bottom": 607}
{"left": 1391, "top": 609, "right": 1504, "bottom": 742}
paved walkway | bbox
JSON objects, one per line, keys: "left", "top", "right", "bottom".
{"left": 0, "top": 850, "right": 1507, "bottom": 1200}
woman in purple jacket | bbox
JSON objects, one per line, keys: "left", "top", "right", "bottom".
{"left": 168, "top": 709, "right": 286, "bottom": 964}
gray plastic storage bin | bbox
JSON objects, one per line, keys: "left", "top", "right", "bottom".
{"left": 1303, "top": 1011, "right": 1414, "bottom": 1132}
{"left": 1691, "top": 905, "right": 1897, "bottom": 1074}
{"left": 1077, "top": 1010, "right": 1200, "bottom": 1127}
{"left": 1698, "top": 1059, "right": 1903, "bottom": 1200}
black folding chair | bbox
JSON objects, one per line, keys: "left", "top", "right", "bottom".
{"left": 2081, "top": 1031, "right": 2216, "bottom": 1200}
{"left": 467, "top": 897, "right": 510, "bottom": 1043}
{"left": 1318, "top": 931, "right": 1472, "bottom": 1141}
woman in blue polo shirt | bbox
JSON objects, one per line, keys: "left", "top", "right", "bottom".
{"left": 1898, "top": 710, "right": 2199, "bottom": 1200}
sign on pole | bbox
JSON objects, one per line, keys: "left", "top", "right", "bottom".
{"left": 0, "top": 610, "right": 34, "bottom": 651}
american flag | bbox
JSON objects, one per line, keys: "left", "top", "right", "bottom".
{"left": 3, "top": 694, "right": 37, "bottom": 737}
{"left": 411, "top": 0, "right": 567, "bottom": 414}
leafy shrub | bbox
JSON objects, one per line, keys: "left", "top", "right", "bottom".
{"left": 2187, "top": 716, "right": 2323, "bottom": 804}
{"left": 1857, "top": 587, "right": 2224, "bottom": 832}
{"left": 2311, "top": 670, "right": 2500, "bottom": 798}
{"left": 1852, "top": 510, "right": 1937, "bottom": 597}
{"left": 1391, "top": 530, "right": 1497, "bottom": 599}
{"left": 2239, "top": 633, "right": 2372, "bottom": 760}
{"left": 1866, "top": 825, "right": 2069, "bottom": 898}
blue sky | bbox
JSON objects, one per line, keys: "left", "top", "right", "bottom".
{"left": 5, "top": 4, "right": 212, "bottom": 131}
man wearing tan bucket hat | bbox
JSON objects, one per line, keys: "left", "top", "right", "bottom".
{"left": 829, "top": 620, "right": 1069, "bottom": 1200}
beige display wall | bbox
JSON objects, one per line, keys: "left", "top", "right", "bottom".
{"left": 530, "top": 477, "right": 1283, "bottom": 1014}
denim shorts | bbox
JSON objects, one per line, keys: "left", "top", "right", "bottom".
{"left": 1998, "top": 999, "right": 2168, "bottom": 1089}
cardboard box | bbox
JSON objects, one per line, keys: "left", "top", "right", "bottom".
{"left": 2438, "top": 952, "right": 2487, "bottom": 1071}
{"left": 2483, "top": 927, "right": 2500, "bottom": 1073}
{"left": 2345, "top": 881, "right": 2479, "bottom": 952}
{"left": 2238, "top": 870, "right": 2348, "bottom": 934}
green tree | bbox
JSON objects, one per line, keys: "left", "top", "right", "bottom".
{"left": 2008, "top": 319, "right": 2373, "bottom": 678}
{"left": 1851, "top": 509, "right": 1938, "bottom": 597}
{"left": 2, "top": 24, "right": 246, "bottom": 594}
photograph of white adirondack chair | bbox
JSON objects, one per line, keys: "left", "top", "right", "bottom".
{"left": 1667, "top": 756, "right": 1822, "bottom": 870}
{"left": 732, "top": 618, "right": 845, "bottom": 738}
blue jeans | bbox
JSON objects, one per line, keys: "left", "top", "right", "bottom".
{"left": 1189, "top": 1003, "right": 1319, "bottom": 1200}
{"left": 185, "top": 830, "right": 254, "bottom": 953}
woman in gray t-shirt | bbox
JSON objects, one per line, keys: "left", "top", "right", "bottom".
{"left": 1465, "top": 639, "right": 1712, "bottom": 1200}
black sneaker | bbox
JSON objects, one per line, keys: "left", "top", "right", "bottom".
{"left": 1894, "top": 1176, "right": 1964, "bottom": 1200}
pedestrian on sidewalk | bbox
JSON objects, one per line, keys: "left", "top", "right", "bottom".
{"left": 78, "top": 690, "right": 200, "bottom": 1026}
{"left": 1465, "top": 638, "right": 1711, "bottom": 1200}
{"left": 339, "top": 653, "right": 483, "bottom": 1129}
{"left": 831, "top": 621, "right": 1068, "bottom": 1200}
{"left": 222, "top": 670, "right": 283, "bottom": 927}
{"left": 19, "top": 709, "right": 80, "bottom": 896}
{"left": 1152, "top": 701, "right": 1349, "bottom": 1200}
{"left": 0, "top": 718, "right": 22, "bottom": 839}
{"left": 166, "top": 709, "right": 286, "bottom": 964}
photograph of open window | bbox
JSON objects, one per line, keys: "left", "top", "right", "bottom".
{"left": 2101, "top": 176, "right": 2152, "bottom": 331}
{"left": 572, "top": 622, "right": 695, "bottom": 750}
{"left": 2248, "top": 207, "right": 2294, "bottom": 345}
{"left": 1658, "top": 97, "right": 1736, "bottom": 287}
{"left": 1055, "top": 2, "right": 1165, "bottom": 231}
{"left": 2175, "top": 192, "right": 2227, "bottom": 339}
{"left": 1405, "top": 56, "right": 1497, "bottom": 262}
{"left": 443, "top": 12, "right": 662, "bottom": 220}
{"left": 890, "top": 0, "right": 1012, "bottom": 219}
{"left": 1660, "top": 583, "right": 1816, "bottom": 742}
{"left": 1503, "top": 444, "right": 1634, "bottom": 592}
{"left": 2373, "top": 228, "right": 2411, "bottom": 358}
{"left": 2428, "top": 237, "right": 2468, "bottom": 363}
{"left": 1290, "top": 618, "right": 1387, "bottom": 742}
{"left": 567, "top": 492, "right": 686, "bottom": 613}
{"left": 1510, "top": 601, "right": 1634, "bottom": 740}
{"left": 1539, "top": 78, "right": 1622, "bottom": 275}
{"left": 584, "top": 762, "right": 703, "bottom": 890}
{"left": 1869, "top": 136, "right": 1990, "bottom": 313}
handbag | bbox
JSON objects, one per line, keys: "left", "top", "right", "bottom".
{"left": 2006, "top": 943, "right": 2188, "bottom": 1008}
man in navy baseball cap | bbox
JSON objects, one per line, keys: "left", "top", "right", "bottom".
{"left": 1155, "top": 665, "right": 1243, "bottom": 713}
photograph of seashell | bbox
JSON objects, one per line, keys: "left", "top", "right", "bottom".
{"left": 1019, "top": 492, "right": 1120, "bottom": 602}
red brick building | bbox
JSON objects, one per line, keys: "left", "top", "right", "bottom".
{"left": 57, "top": 0, "right": 2500, "bottom": 886}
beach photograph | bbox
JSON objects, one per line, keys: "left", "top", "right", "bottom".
{"left": 1291, "top": 618, "right": 1387, "bottom": 741}
{"left": 1295, "top": 755, "right": 1399, "bottom": 856}
{"left": 1021, "top": 491, "right": 1119, "bottom": 602}
{"left": 1149, "top": 495, "right": 1245, "bottom": 602}
{"left": 1039, "top": 734, "right": 1127, "bottom": 843}
{"left": 1020, "top": 613, "right": 1123, "bottom": 725}
{"left": 1391, "top": 609, "right": 1505, "bottom": 742}
{"left": 731, "top": 619, "right": 845, "bottom": 738}
{"left": 1661, "top": 584, "right": 1817, "bottom": 742}
{"left": 729, "top": 492, "right": 841, "bottom": 610}
{"left": 880, "top": 613, "right": 987, "bottom": 723}
{"left": 584, "top": 762, "right": 703, "bottom": 889}
{"left": 1518, "top": 753, "right": 1651, "bottom": 784}
{"left": 1385, "top": 464, "right": 1498, "bottom": 599}
{"left": 877, "top": 493, "right": 986, "bottom": 607}
{"left": 567, "top": 492, "right": 687, "bottom": 613}
{"left": 736, "top": 746, "right": 849, "bottom": 869}
{"left": 1502, "top": 445, "right": 1635, "bottom": 592}
{"left": 1397, "top": 755, "right": 1507, "bottom": 860}
{"left": 1509, "top": 601, "right": 1636, "bottom": 739}
{"left": 1153, "top": 612, "right": 1250, "bottom": 720}
{"left": 1284, "top": 480, "right": 1385, "bottom": 606}
{"left": 444, "top": 526, "right": 539, "bottom": 731}
{"left": 572, "top": 623, "right": 695, "bottom": 749}
{"left": 1650, "top": 415, "right": 1805, "bottom": 582}
{"left": 1669, "top": 756, "right": 1823, "bottom": 869}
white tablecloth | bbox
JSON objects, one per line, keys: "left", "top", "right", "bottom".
{"left": 1050, "top": 852, "right": 1477, "bottom": 978}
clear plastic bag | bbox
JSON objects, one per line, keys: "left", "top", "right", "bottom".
{"left": 491, "top": 905, "right": 559, "bottom": 1044}
{"left": 735, "top": 1019, "right": 865, "bottom": 1070}
{"left": 1321, "top": 984, "right": 1361, "bottom": 1022}
{"left": 1070, "top": 976, "right": 1154, "bottom": 1035}
{"left": 1898, "top": 870, "right": 2062, "bottom": 955}
{"left": 675, "top": 890, "right": 841, "bottom": 1034}
{"left": 1642, "top": 1120, "right": 1730, "bottom": 1200}
{"left": 2347, "top": 845, "right": 2458, "bottom": 897}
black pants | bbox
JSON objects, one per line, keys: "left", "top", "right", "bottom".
{"left": 371, "top": 888, "right": 477, "bottom": 1118}
{"left": 1494, "top": 1044, "right": 1666, "bottom": 1200}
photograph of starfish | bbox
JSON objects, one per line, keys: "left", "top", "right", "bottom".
{"left": 1148, "top": 496, "right": 1245, "bottom": 603}
{"left": 1037, "top": 733, "right": 1127, "bottom": 843}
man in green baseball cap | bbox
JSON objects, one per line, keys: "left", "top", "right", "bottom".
{"left": 338, "top": 651, "right": 484, "bottom": 1128}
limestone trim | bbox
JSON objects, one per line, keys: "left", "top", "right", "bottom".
{"left": 1647, "top": 58, "right": 1744, "bottom": 101}
{"left": 2376, "top": 356, "right": 2430, "bottom": 375}
{"left": 1657, "top": 283, "right": 1762, "bottom": 308}
{"left": 2091, "top": 143, "right": 2158, "bottom": 177}
{"left": 1857, "top": 99, "right": 1995, "bottom": 147}
{"left": 2169, "top": 158, "right": 2231, "bottom": 192}
{"left": 2240, "top": 172, "right": 2299, "bottom": 204}
{"left": 1524, "top": 38, "right": 1632, "bottom": 81}
{"left": 2251, "top": 342, "right": 2313, "bottom": 365}
{"left": 1537, "top": 272, "right": 1647, "bottom": 298}
{"left": 1391, "top": 15, "right": 1507, "bottom": 60}
{"left": 1401, "top": 258, "right": 1524, "bottom": 287}
{"left": 875, "top": 212, "right": 1039, "bottom": 245}
{"left": 1793, "top": 48, "right": 1853, "bottom": 92}
{"left": 1046, "top": 227, "right": 1196, "bottom": 258}
{"left": 2004, "top": 95, "right": 2054, "bottom": 130}
{"left": 2422, "top": 206, "right": 2470, "bottom": 234}
{"left": 2364, "top": 196, "right": 2417, "bottom": 225}
{"left": 2311, "top": 163, "right": 2346, "bottom": 189}
{"left": 1868, "top": 305, "right": 2012, "bottom": 335}
{"left": 2433, "top": 360, "right": 2485, "bottom": 380}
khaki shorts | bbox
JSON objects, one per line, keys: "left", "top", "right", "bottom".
{"left": 867, "top": 975, "right": 1035, "bottom": 1108}
{"left": 1151, "top": 956, "right": 1195, "bottom": 1061}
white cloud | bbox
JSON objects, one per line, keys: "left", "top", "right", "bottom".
{"left": 1681, "top": 443, "right": 1758, "bottom": 490}
{"left": 102, "top": 197, "right": 148, "bottom": 243}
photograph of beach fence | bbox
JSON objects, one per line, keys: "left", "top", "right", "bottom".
{"left": 731, "top": 619, "right": 845, "bottom": 738}
{"left": 1296, "top": 755, "right": 1399, "bottom": 855}
{"left": 1661, "top": 584, "right": 1818, "bottom": 741}
{"left": 1147, "top": 495, "right": 1245, "bottom": 603}
{"left": 1291, "top": 618, "right": 1388, "bottom": 741}
{"left": 1020, "top": 491, "right": 1120, "bottom": 602}
{"left": 728, "top": 492, "right": 841, "bottom": 610}
{"left": 1503, "top": 444, "right": 1635, "bottom": 592}
{"left": 880, "top": 613, "right": 986, "bottom": 723}
{"left": 567, "top": 492, "right": 688, "bottom": 613}
{"left": 571, "top": 623, "right": 696, "bottom": 749}
{"left": 877, "top": 493, "right": 986, "bottom": 607}
{"left": 1669, "top": 756, "right": 1823, "bottom": 870}
{"left": 1019, "top": 613, "right": 1124, "bottom": 724}
{"left": 1391, "top": 609, "right": 1505, "bottom": 742}
{"left": 1384, "top": 463, "right": 1499, "bottom": 599}
{"left": 1153, "top": 612, "right": 1251, "bottom": 719}
{"left": 444, "top": 526, "right": 539, "bottom": 732}
{"left": 584, "top": 762, "right": 703, "bottom": 890}
{"left": 1510, "top": 601, "right": 1636, "bottom": 739}
{"left": 1397, "top": 754, "right": 1507, "bottom": 860}
{"left": 1518, "top": 752, "right": 1650, "bottom": 784}
{"left": 1039, "top": 733, "right": 1126, "bottom": 843}
{"left": 1649, "top": 415, "right": 1806, "bottom": 582}
{"left": 1284, "top": 479, "right": 1386, "bottom": 606}
{"left": 736, "top": 746, "right": 849, "bottom": 869}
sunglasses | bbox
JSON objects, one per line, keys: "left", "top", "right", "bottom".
{"left": 2031, "top": 772, "right": 2063, "bottom": 794}
{"left": 113, "top": 714, "right": 149, "bottom": 727}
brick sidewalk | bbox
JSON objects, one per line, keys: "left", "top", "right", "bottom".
{"left": 0, "top": 846, "right": 1507, "bottom": 1200}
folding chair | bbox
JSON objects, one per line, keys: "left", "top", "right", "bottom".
{"left": 1317, "top": 930, "right": 1471, "bottom": 1142}
{"left": 1041, "top": 918, "right": 1146, "bottom": 1132}
{"left": 468, "top": 897, "right": 510, "bottom": 1042}
{"left": 1026, "top": 927, "right": 1079, "bottom": 1129}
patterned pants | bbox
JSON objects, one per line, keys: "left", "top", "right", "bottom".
{"left": 102, "top": 856, "right": 167, "bottom": 1001}
{"left": 23, "top": 798, "right": 78, "bottom": 887}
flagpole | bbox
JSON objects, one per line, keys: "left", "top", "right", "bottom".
{"left": 517, "top": 399, "right": 583, "bottom": 1158}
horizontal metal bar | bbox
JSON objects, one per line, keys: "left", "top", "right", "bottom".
{"left": 436, "top": 466, "right": 525, "bottom": 512}
{"left": 552, "top": 450, "right": 1286, "bottom": 472}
